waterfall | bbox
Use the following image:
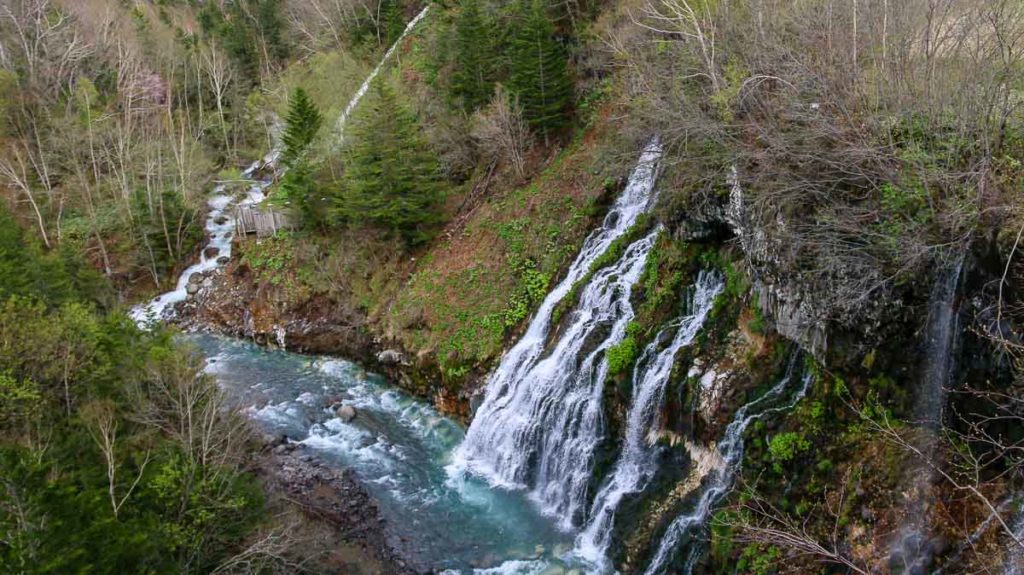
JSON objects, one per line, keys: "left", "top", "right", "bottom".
{"left": 460, "top": 230, "right": 658, "bottom": 530}
{"left": 644, "top": 360, "right": 811, "bottom": 575}
{"left": 914, "top": 257, "right": 964, "bottom": 429}
{"left": 572, "top": 271, "right": 724, "bottom": 571}
{"left": 1006, "top": 510, "right": 1024, "bottom": 575}
{"left": 890, "top": 257, "right": 964, "bottom": 572}
{"left": 452, "top": 140, "right": 663, "bottom": 530}
{"left": 335, "top": 6, "right": 431, "bottom": 142}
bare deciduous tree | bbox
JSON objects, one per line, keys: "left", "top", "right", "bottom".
{"left": 81, "top": 400, "right": 151, "bottom": 519}
{"left": 471, "top": 85, "right": 532, "bottom": 181}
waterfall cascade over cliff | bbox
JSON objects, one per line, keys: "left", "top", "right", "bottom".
{"left": 453, "top": 140, "right": 662, "bottom": 529}
{"left": 891, "top": 257, "right": 965, "bottom": 573}
{"left": 573, "top": 270, "right": 724, "bottom": 571}
{"left": 644, "top": 361, "right": 812, "bottom": 575}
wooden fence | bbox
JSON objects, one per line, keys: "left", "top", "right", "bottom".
{"left": 235, "top": 205, "right": 294, "bottom": 239}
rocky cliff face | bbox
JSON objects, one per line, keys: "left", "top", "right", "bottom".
{"left": 173, "top": 255, "right": 478, "bottom": 421}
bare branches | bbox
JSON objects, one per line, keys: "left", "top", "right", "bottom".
{"left": 81, "top": 401, "right": 151, "bottom": 519}
{"left": 211, "top": 520, "right": 310, "bottom": 575}
{"left": 856, "top": 394, "right": 1024, "bottom": 553}
{"left": 471, "top": 85, "right": 532, "bottom": 181}
{"left": 724, "top": 480, "right": 870, "bottom": 575}
{"left": 631, "top": 0, "right": 719, "bottom": 92}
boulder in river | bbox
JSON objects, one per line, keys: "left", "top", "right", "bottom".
{"left": 336, "top": 404, "right": 357, "bottom": 422}
{"left": 188, "top": 272, "right": 203, "bottom": 284}
{"left": 214, "top": 215, "right": 229, "bottom": 225}
{"left": 216, "top": 256, "right": 230, "bottom": 264}
{"left": 186, "top": 282, "right": 200, "bottom": 296}
{"left": 204, "top": 246, "right": 220, "bottom": 259}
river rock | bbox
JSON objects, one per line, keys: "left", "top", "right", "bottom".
{"left": 216, "top": 256, "right": 230, "bottom": 264}
{"left": 336, "top": 404, "right": 357, "bottom": 422}
{"left": 214, "top": 215, "right": 229, "bottom": 225}
{"left": 186, "top": 282, "right": 200, "bottom": 295}
{"left": 377, "top": 349, "right": 404, "bottom": 365}
{"left": 188, "top": 272, "right": 203, "bottom": 284}
{"left": 204, "top": 246, "right": 220, "bottom": 259}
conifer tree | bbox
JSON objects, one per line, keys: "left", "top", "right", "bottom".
{"left": 280, "top": 87, "right": 323, "bottom": 169}
{"left": 451, "top": 0, "right": 495, "bottom": 110}
{"left": 507, "top": 0, "right": 573, "bottom": 141}
{"left": 335, "top": 80, "right": 444, "bottom": 246}
{"left": 279, "top": 87, "right": 324, "bottom": 227}
{"left": 380, "top": 0, "right": 405, "bottom": 47}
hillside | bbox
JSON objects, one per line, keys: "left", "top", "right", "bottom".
{"left": 2, "top": 0, "right": 1024, "bottom": 573}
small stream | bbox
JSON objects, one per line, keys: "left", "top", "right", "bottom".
{"left": 193, "top": 333, "right": 580, "bottom": 574}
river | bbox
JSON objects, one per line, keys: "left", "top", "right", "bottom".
{"left": 191, "top": 333, "right": 581, "bottom": 574}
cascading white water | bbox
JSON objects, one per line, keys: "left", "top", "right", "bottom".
{"left": 335, "top": 6, "right": 431, "bottom": 141}
{"left": 130, "top": 179, "right": 268, "bottom": 326}
{"left": 890, "top": 257, "right": 964, "bottom": 573}
{"left": 573, "top": 270, "right": 724, "bottom": 571}
{"left": 452, "top": 140, "right": 663, "bottom": 530}
{"left": 132, "top": 6, "right": 432, "bottom": 328}
{"left": 1006, "top": 511, "right": 1024, "bottom": 575}
{"left": 461, "top": 230, "right": 658, "bottom": 531}
{"left": 644, "top": 361, "right": 812, "bottom": 575}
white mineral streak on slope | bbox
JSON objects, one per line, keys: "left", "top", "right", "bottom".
{"left": 644, "top": 362, "right": 812, "bottom": 575}
{"left": 335, "top": 6, "right": 431, "bottom": 142}
{"left": 129, "top": 182, "right": 268, "bottom": 326}
{"left": 573, "top": 271, "right": 724, "bottom": 571}
{"left": 452, "top": 141, "right": 662, "bottom": 529}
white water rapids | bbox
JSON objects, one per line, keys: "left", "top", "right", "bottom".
{"left": 129, "top": 163, "right": 270, "bottom": 326}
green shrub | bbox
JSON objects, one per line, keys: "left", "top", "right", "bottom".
{"left": 606, "top": 336, "right": 638, "bottom": 375}
{"left": 768, "top": 432, "right": 810, "bottom": 467}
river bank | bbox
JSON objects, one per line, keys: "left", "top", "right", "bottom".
{"left": 254, "top": 438, "right": 417, "bottom": 574}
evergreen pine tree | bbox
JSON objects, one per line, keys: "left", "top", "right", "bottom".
{"left": 280, "top": 87, "right": 323, "bottom": 168}
{"left": 335, "top": 80, "right": 444, "bottom": 246}
{"left": 279, "top": 87, "right": 325, "bottom": 228}
{"left": 380, "top": 0, "right": 405, "bottom": 47}
{"left": 507, "top": 0, "right": 573, "bottom": 141}
{"left": 451, "top": 0, "right": 495, "bottom": 110}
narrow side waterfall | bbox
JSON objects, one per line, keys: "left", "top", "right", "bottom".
{"left": 890, "top": 257, "right": 964, "bottom": 572}
{"left": 453, "top": 140, "right": 662, "bottom": 530}
{"left": 335, "top": 6, "right": 431, "bottom": 141}
{"left": 644, "top": 361, "right": 812, "bottom": 575}
{"left": 914, "top": 257, "right": 964, "bottom": 429}
{"left": 1006, "top": 510, "right": 1024, "bottom": 575}
{"left": 573, "top": 270, "right": 724, "bottom": 570}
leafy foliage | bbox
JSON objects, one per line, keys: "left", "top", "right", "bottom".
{"left": 0, "top": 219, "right": 264, "bottom": 573}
